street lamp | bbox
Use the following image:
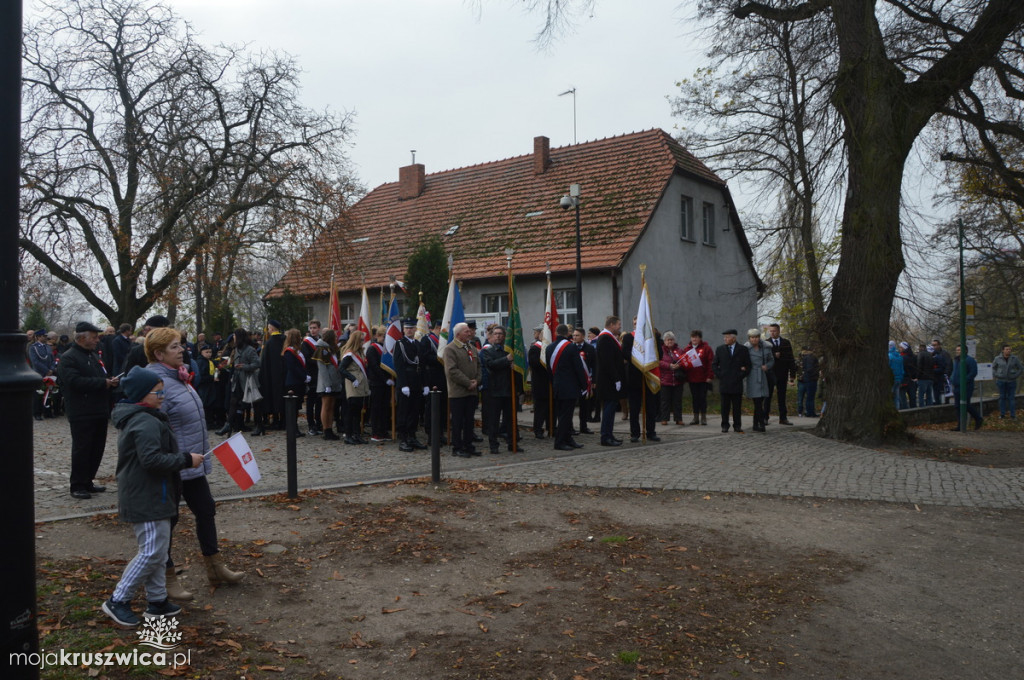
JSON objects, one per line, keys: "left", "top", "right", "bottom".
{"left": 559, "top": 183, "right": 582, "bottom": 328}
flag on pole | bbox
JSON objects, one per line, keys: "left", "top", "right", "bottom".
{"left": 539, "top": 275, "right": 560, "bottom": 366}
{"left": 381, "top": 297, "right": 401, "bottom": 377}
{"left": 504, "top": 274, "right": 528, "bottom": 378}
{"left": 436, "top": 273, "right": 466, "bottom": 359}
{"left": 328, "top": 270, "right": 342, "bottom": 334}
{"left": 415, "top": 295, "right": 429, "bottom": 340}
{"left": 631, "top": 270, "right": 661, "bottom": 393}
{"left": 357, "top": 286, "right": 372, "bottom": 338}
{"left": 210, "top": 433, "right": 261, "bottom": 491}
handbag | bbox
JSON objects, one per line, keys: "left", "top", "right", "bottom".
{"left": 243, "top": 371, "right": 263, "bottom": 404}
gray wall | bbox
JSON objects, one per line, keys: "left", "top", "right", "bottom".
{"left": 621, "top": 174, "right": 758, "bottom": 338}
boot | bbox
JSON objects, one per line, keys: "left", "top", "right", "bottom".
{"left": 204, "top": 553, "right": 245, "bottom": 586}
{"left": 215, "top": 423, "right": 232, "bottom": 436}
{"left": 689, "top": 415, "right": 699, "bottom": 425}
{"left": 165, "top": 567, "right": 194, "bottom": 601}
{"left": 700, "top": 413, "right": 707, "bottom": 426}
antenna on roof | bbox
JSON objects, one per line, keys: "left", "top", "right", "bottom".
{"left": 558, "top": 88, "right": 577, "bottom": 144}
{"left": 411, "top": 150, "right": 416, "bottom": 164}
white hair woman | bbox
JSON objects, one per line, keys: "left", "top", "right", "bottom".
{"left": 744, "top": 328, "right": 775, "bottom": 433}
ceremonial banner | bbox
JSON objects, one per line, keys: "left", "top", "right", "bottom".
{"left": 415, "top": 299, "right": 429, "bottom": 340}
{"left": 210, "top": 433, "right": 261, "bottom": 491}
{"left": 328, "top": 272, "right": 342, "bottom": 334}
{"left": 631, "top": 273, "right": 661, "bottom": 393}
{"left": 381, "top": 297, "right": 401, "bottom": 378}
{"left": 539, "top": 276, "right": 559, "bottom": 366}
{"left": 504, "top": 274, "right": 528, "bottom": 378}
{"left": 436, "top": 273, "right": 466, "bottom": 359}
{"left": 358, "top": 286, "right": 372, "bottom": 338}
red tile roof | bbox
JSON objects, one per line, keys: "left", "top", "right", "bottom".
{"left": 268, "top": 129, "right": 748, "bottom": 299}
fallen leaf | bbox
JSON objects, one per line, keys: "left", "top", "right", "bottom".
{"left": 256, "top": 666, "right": 284, "bottom": 672}
{"left": 408, "top": 647, "right": 418, "bottom": 660}
{"left": 562, "top": 629, "right": 575, "bottom": 638}
{"left": 382, "top": 607, "right": 406, "bottom": 614}
{"left": 478, "top": 622, "right": 489, "bottom": 633}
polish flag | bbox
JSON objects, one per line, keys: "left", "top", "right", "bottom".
{"left": 210, "top": 433, "right": 261, "bottom": 491}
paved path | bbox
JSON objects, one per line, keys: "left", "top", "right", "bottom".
{"left": 33, "top": 413, "right": 1024, "bottom": 521}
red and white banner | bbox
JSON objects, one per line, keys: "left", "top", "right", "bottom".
{"left": 210, "top": 433, "right": 261, "bottom": 491}
{"left": 358, "top": 285, "right": 372, "bottom": 339}
{"left": 539, "top": 277, "right": 559, "bottom": 366}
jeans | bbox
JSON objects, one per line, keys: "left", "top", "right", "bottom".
{"left": 892, "top": 379, "right": 901, "bottom": 410}
{"left": 899, "top": 382, "right": 916, "bottom": 409}
{"left": 997, "top": 380, "right": 1017, "bottom": 417}
{"left": 917, "top": 379, "right": 933, "bottom": 406}
{"left": 798, "top": 381, "right": 817, "bottom": 416}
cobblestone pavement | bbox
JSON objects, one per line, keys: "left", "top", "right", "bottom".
{"left": 33, "top": 411, "right": 1024, "bottom": 521}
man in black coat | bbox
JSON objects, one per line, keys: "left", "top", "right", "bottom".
{"left": 58, "top": 321, "right": 122, "bottom": 499}
{"left": 711, "top": 329, "right": 752, "bottom": 433}
{"left": 366, "top": 326, "right": 393, "bottom": 442}
{"left": 621, "top": 321, "right": 661, "bottom": 443}
{"left": 595, "top": 316, "right": 625, "bottom": 446}
{"left": 765, "top": 322, "right": 796, "bottom": 425}
{"left": 259, "top": 320, "right": 286, "bottom": 429}
{"left": 420, "top": 322, "right": 447, "bottom": 443}
{"left": 572, "top": 328, "right": 597, "bottom": 436}
{"left": 547, "top": 324, "right": 589, "bottom": 450}
{"left": 395, "top": 319, "right": 426, "bottom": 452}
{"left": 110, "top": 323, "right": 134, "bottom": 376}
{"left": 480, "top": 326, "right": 524, "bottom": 454}
{"left": 121, "top": 315, "right": 170, "bottom": 375}
{"left": 527, "top": 326, "right": 550, "bottom": 438}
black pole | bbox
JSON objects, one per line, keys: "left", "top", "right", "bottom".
{"left": 574, "top": 201, "right": 583, "bottom": 328}
{"left": 284, "top": 395, "right": 299, "bottom": 498}
{"left": 958, "top": 218, "right": 968, "bottom": 432}
{"left": 1, "top": 2, "right": 42, "bottom": 676}
{"left": 430, "top": 389, "right": 441, "bottom": 483}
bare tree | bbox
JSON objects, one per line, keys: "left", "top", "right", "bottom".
{"left": 528, "top": 0, "right": 1024, "bottom": 442}
{"left": 20, "top": 0, "right": 355, "bottom": 327}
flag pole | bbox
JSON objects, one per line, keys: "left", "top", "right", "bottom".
{"left": 506, "top": 248, "right": 518, "bottom": 453}
{"left": 546, "top": 264, "right": 554, "bottom": 437}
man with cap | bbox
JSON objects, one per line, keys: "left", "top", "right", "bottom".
{"left": 122, "top": 315, "right": 170, "bottom": 375}
{"left": 711, "top": 329, "right": 751, "bottom": 433}
{"left": 259, "top": 320, "right": 286, "bottom": 429}
{"left": 30, "top": 327, "right": 56, "bottom": 420}
{"left": 395, "top": 318, "right": 427, "bottom": 451}
{"left": 58, "top": 321, "right": 122, "bottom": 499}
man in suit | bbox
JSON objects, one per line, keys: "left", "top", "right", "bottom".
{"left": 420, "top": 321, "right": 447, "bottom": 444}
{"left": 765, "top": 322, "right": 796, "bottom": 425}
{"left": 443, "top": 322, "right": 481, "bottom": 458}
{"left": 595, "top": 316, "right": 625, "bottom": 446}
{"left": 527, "top": 326, "right": 550, "bottom": 438}
{"left": 711, "top": 329, "right": 751, "bottom": 433}
{"left": 621, "top": 318, "right": 661, "bottom": 443}
{"left": 395, "top": 319, "right": 427, "bottom": 452}
{"left": 547, "top": 324, "right": 589, "bottom": 450}
{"left": 572, "top": 328, "right": 596, "bottom": 436}
{"left": 480, "top": 326, "right": 524, "bottom": 454}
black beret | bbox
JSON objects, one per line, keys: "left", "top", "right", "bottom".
{"left": 75, "top": 321, "right": 102, "bottom": 333}
{"left": 145, "top": 315, "right": 170, "bottom": 328}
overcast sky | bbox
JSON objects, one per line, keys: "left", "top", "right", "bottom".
{"left": 165, "top": 0, "right": 703, "bottom": 195}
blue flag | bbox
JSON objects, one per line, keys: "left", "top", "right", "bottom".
{"left": 381, "top": 297, "right": 401, "bottom": 377}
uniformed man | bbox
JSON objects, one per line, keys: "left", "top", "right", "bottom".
{"left": 395, "top": 319, "right": 427, "bottom": 451}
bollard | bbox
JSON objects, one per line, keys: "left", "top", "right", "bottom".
{"left": 284, "top": 394, "right": 299, "bottom": 499}
{"left": 430, "top": 389, "right": 442, "bottom": 483}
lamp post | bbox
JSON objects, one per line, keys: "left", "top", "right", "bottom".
{"left": 560, "top": 184, "right": 583, "bottom": 328}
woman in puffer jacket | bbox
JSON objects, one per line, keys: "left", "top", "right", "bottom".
{"left": 145, "top": 327, "right": 244, "bottom": 599}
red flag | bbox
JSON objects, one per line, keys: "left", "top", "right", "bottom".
{"left": 328, "top": 271, "right": 342, "bottom": 333}
{"left": 211, "top": 433, "right": 261, "bottom": 491}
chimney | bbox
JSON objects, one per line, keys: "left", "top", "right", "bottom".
{"left": 398, "top": 163, "right": 425, "bottom": 199}
{"left": 533, "top": 136, "right": 551, "bottom": 174}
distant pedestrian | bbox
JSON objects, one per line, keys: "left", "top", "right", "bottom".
{"left": 916, "top": 343, "right": 935, "bottom": 407}
{"left": 992, "top": 344, "right": 1023, "bottom": 419}
{"left": 765, "top": 323, "right": 796, "bottom": 424}
{"left": 744, "top": 329, "right": 774, "bottom": 433}
{"left": 797, "top": 346, "right": 820, "bottom": 417}
{"left": 711, "top": 329, "right": 751, "bottom": 433}
{"left": 899, "top": 341, "right": 918, "bottom": 409}
{"left": 951, "top": 346, "right": 983, "bottom": 431}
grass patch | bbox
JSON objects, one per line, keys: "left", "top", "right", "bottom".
{"left": 616, "top": 650, "right": 641, "bottom": 664}
{"left": 600, "top": 534, "right": 629, "bottom": 544}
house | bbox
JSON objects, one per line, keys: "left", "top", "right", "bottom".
{"left": 267, "top": 129, "right": 763, "bottom": 341}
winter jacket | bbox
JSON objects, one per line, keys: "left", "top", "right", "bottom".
{"left": 900, "top": 349, "right": 918, "bottom": 383}
{"left": 314, "top": 339, "right": 344, "bottom": 393}
{"left": 444, "top": 339, "right": 481, "bottom": 399}
{"left": 57, "top": 342, "right": 112, "bottom": 421}
{"left": 681, "top": 341, "right": 715, "bottom": 383}
{"left": 341, "top": 353, "right": 371, "bottom": 399}
{"left": 992, "top": 354, "right": 1024, "bottom": 382}
{"left": 230, "top": 344, "right": 260, "bottom": 394}
{"left": 799, "top": 353, "right": 820, "bottom": 383}
{"left": 659, "top": 344, "right": 686, "bottom": 387}
{"left": 917, "top": 349, "right": 936, "bottom": 379}
{"left": 744, "top": 341, "right": 775, "bottom": 399}
{"left": 888, "top": 347, "right": 904, "bottom": 382}
{"left": 148, "top": 362, "right": 211, "bottom": 481}
{"left": 111, "top": 402, "right": 192, "bottom": 523}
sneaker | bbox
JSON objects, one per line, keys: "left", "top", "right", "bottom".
{"left": 145, "top": 599, "right": 182, "bottom": 619}
{"left": 102, "top": 598, "right": 140, "bottom": 627}
{"left": 370, "top": 436, "right": 387, "bottom": 443}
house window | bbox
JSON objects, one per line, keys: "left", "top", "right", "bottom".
{"left": 702, "top": 202, "right": 716, "bottom": 246}
{"left": 552, "top": 288, "right": 579, "bottom": 329}
{"left": 340, "top": 303, "right": 355, "bottom": 328}
{"left": 680, "top": 195, "right": 694, "bottom": 241}
{"left": 305, "top": 306, "right": 314, "bottom": 322}
{"left": 482, "top": 293, "right": 509, "bottom": 327}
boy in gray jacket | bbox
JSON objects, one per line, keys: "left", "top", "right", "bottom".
{"left": 101, "top": 367, "right": 203, "bottom": 627}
